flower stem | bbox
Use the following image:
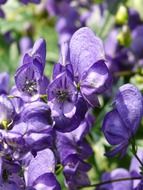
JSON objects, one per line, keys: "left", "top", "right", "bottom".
{"left": 79, "top": 176, "right": 142, "bottom": 189}
{"left": 131, "top": 138, "right": 143, "bottom": 168}
{"left": 134, "top": 152, "right": 143, "bottom": 168}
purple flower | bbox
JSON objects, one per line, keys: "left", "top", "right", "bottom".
{"left": 19, "top": 36, "right": 33, "bottom": 55}
{"left": 25, "top": 149, "right": 61, "bottom": 190}
{"left": 80, "top": 60, "right": 112, "bottom": 107}
{"left": 21, "top": 38, "right": 46, "bottom": 68}
{"left": 15, "top": 62, "right": 43, "bottom": 100}
{"left": 15, "top": 39, "right": 47, "bottom": 101}
{"left": 56, "top": 7, "right": 80, "bottom": 45}
{"left": 131, "top": 25, "right": 143, "bottom": 59}
{"left": 63, "top": 154, "right": 91, "bottom": 190}
{"left": 0, "top": 182, "right": 20, "bottom": 190}
{"left": 69, "top": 27, "right": 112, "bottom": 107}
{"left": 46, "top": 0, "right": 72, "bottom": 17}
{"left": 0, "top": 8, "right": 5, "bottom": 18}
{"left": 0, "top": 72, "right": 9, "bottom": 94}
{"left": 50, "top": 94, "right": 88, "bottom": 132}
{"left": 55, "top": 113, "right": 93, "bottom": 189}
{"left": 56, "top": 113, "right": 93, "bottom": 162}
{"left": 0, "top": 0, "right": 7, "bottom": 4}
{"left": 48, "top": 60, "right": 89, "bottom": 132}
{"left": 48, "top": 71, "right": 77, "bottom": 118}
{"left": 102, "top": 84, "right": 143, "bottom": 157}
{"left": 6, "top": 101, "right": 53, "bottom": 154}
{"left": 128, "top": 8, "right": 142, "bottom": 30}
{"left": 69, "top": 27, "right": 105, "bottom": 78}
{"left": 97, "top": 168, "right": 133, "bottom": 190}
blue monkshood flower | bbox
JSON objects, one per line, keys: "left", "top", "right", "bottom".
{"left": 19, "top": 36, "right": 33, "bottom": 56}
{"left": 48, "top": 71, "right": 77, "bottom": 119}
{"left": 56, "top": 7, "right": 80, "bottom": 45}
{"left": 0, "top": 182, "right": 20, "bottom": 190}
{"left": 104, "top": 28, "right": 136, "bottom": 74}
{"left": 15, "top": 63, "right": 43, "bottom": 100}
{"left": 21, "top": 38, "right": 46, "bottom": 69}
{"left": 0, "top": 0, "right": 7, "bottom": 4}
{"left": 46, "top": 0, "right": 72, "bottom": 17}
{"left": 0, "top": 156, "right": 23, "bottom": 189}
{"left": 0, "top": 72, "right": 9, "bottom": 94}
{"left": 48, "top": 62, "right": 89, "bottom": 132}
{"left": 80, "top": 60, "right": 112, "bottom": 107}
{"left": 69, "top": 27, "right": 105, "bottom": 78}
{"left": 55, "top": 95, "right": 89, "bottom": 132}
{"left": 0, "top": 8, "right": 5, "bottom": 18}
{"left": 25, "top": 149, "right": 61, "bottom": 190}
{"left": 15, "top": 38, "right": 47, "bottom": 101}
{"left": 102, "top": 84, "right": 143, "bottom": 157}
{"left": 52, "top": 63, "right": 72, "bottom": 80}
{"left": 53, "top": 43, "right": 72, "bottom": 78}
{"left": 131, "top": 25, "right": 143, "bottom": 59}
{"left": 69, "top": 27, "right": 112, "bottom": 107}
{"left": 128, "top": 8, "right": 142, "bottom": 30}
{"left": 63, "top": 154, "right": 91, "bottom": 190}
{"left": 6, "top": 101, "right": 53, "bottom": 154}
{"left": 96, "top": 168, "right": 133, "bottom": 190}
{"left": 56, "top": 114, "right": 93, "bottom": 189}
{"left": 56, "top": 113, "right": 93, "bottom": 162}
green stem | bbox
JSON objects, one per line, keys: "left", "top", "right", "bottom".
{"left": 114, "top": 70, "right": 135, "bottom": 77}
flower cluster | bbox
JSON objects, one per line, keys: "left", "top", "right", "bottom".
{"left": 102, "top": 83, "right": 143, "bottom": 157}
{"left": 46, "top": 0, "right": 93, "bottom": 46}
{"left": 0, "top": 27, "right": 112, "bottom": 189}
{"left": 104, "top": 7, "right": 143, "bottom": 75}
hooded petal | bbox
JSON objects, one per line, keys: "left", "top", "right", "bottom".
{"left": 0, "top": 72, "right": 9, "bottom": 94}
{"left": 80, "top": 60, "right": 112, "bottom": 94}
{"left": 69, "top": 27, "right": 105, "bottom": 78}
{"left": 80, "top": 60, "right": 112, "bottom": 107}
{"left": 102, "top": 109, "right": 129, "bottom": 145}
{"left": 15, "top": 62, "right": 43, "bottom": 97}
{"left": 31, "top": 38, "right": 46, "bottom": 67}
{"left": 33, "top": 173, "right": 61, "bottom": 190}
{"left": 115, "top": 84, "right": 143, "bottom": 133}
{"left": 20, "top": 101, "right": 53, "bottom": 132}
{"left": 26, "top": 149, "right": 56, "bottom": 186}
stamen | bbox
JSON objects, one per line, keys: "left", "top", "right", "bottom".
{"left": 22, "top": 79, "right": 37, "bottom": 95}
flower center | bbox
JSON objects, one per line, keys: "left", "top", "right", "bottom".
{"left": 22, "top": 79, "right": 37, "bottom": 95}
{"left": 56, "top": 89, "right": 69, "bottom": 102}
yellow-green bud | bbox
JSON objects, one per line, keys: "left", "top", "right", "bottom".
{"left": 117, "top": 25, "right": 132, "bottom": 47}
{"left": 115, "top": 5, "right": 128, "bottom": 25}
{"left": 1, "top": 120, "right": 9, "bottom": 130}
